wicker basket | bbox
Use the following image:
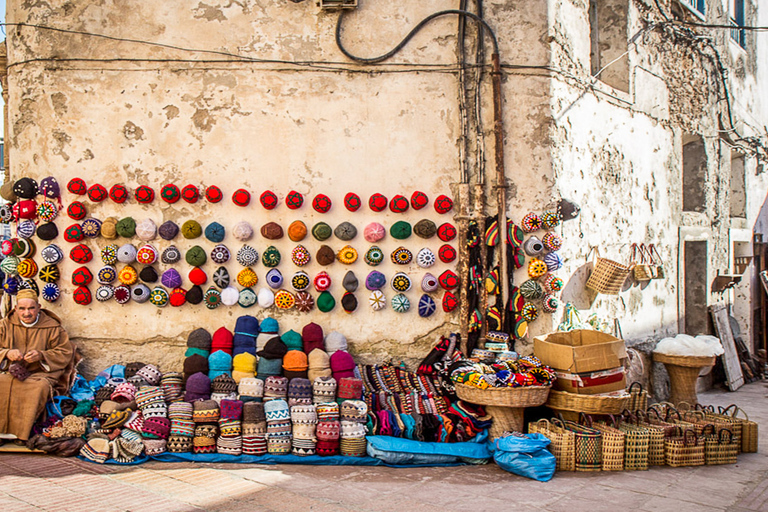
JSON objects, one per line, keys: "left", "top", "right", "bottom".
{"left": 528, "top": 419, "right": 576, "bottom": 471}
{"left": 665, "top": 428, "right": 705, "bottom": 467}
{"left": 704, "top": 428, "right": 738, "bottom": 465}
{"left": 725, "top": 405, "right": 758, "bottom": 453}
{"left": 455, "top": 383, "right": 551, "bottom": 438}
{"left": 585, "top": 249, "right": 632, "bottom": 295}
{"left": 653, "top": 353, "right": 716, "bottom": 405}
{"left": 696, "top": 405, "right": 743, "bottom": 452}
{"left": 626, "top": 382, "right": 649, "bottom": 412}
{"left": 617, "top": 421, "right": 650, "bottom": 471}
{"left": 547, "top": 390, "right": 629, "bottom": 416}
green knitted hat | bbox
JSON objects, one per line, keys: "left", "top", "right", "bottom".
{"left": 182, "top": 220, "right": 202, "bottom": 239}
{"left": 186, "top": 245, "right": 207, "bottom": 266}
{"left": 312, "top": 222, "right": 332, "bottom": 241}
{"left": 116, "top": 217, "right": 136, "bottom": 238}
{"left": 262, "top": 246, "right": 281, "bottom": 268}
{"left": 317, "top": 291, "right": 336, "bottom": 313}
{"left": 281, "top": 330, "right": 303, "bottom": 351}
{"left": 390, "top": 221, "right": 412, "bottom": 240}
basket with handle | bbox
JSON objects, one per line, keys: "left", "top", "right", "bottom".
{"left": 694, "top": 404, "right": 743, "bottom": 451}
{"left": 634, "top": 410, "right": 672, "bottom": 466}
{"left": 585, "top": 247, "right": 632, "bottom": 295}
{"left": 615, "top": 413, "right": 650, "bottom": 471}
{"left": 546, "top": 389, "right": 630, "bottom": 417}
{"left": 704, "top": 428, "right": 738, "bottom": 465}
{"left": 584, "top": 413, "right": 625, "bottom": 471}
{"left": 631, "top": 243, "right": 653, "bottom": 281}
{"left": 665, "top": 427, "right": 705, "bottom": 467}
{"left": 677, "top": 405, "right": 732, "bottom": 438}
{"left": 723, "top": 405, "right": 758, "bottom": 453}
{"left": 559, "top": 416, "right": 602, "bottom": 472}
{"left": 626, "top": 382, "right": 649, "bottom": 412}
{"left": 648, "top": 244, "right": 666, "bottom": 279}
{"left": 528, "top": 418, "right": 576, "bottom": 471}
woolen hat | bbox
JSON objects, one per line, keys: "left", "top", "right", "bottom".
{"left": 134, "top": 185, "right": 155, "bottom": 204}
{"left": 294, "top": 291, "right": 314, "bottom": 313}
{"left": 261, "top": 317, "right": 279, "bottom": 334}
{"left": 364, "top": 246, "right": 383, "bottom": 266}
{"left": 140, "top": 265, "right": 159, "bottom": 283}
{"left": 237, "top": 245, "right": 259, "bottom": 266}
{"left": 317, "top": 291, "right": 335, "bottom": 312}
{"left": 232, "top": 189, "right": 250, "bottom": 206}
{"left": 266, "top": 268, "right": 283, "bottom": 289}
{"left": 256, "top": 357, "right": 283, "bottom": 380}
{"left": 368, "top": 193, "right": 387, "bottom": 212}
{"left": 186, "top": 246, "right": 207, "bottom": 266}
{"left": 316, "top": 245, "right": 335, "bottom": 266}
{"left": 342, "top": 271, "right": 358, "bottom": 292}
{"left": 411, "top": 191, "right": 429, "bottom": 210}
{"left": 116, "top": 217, "right": 136, "bottom": 238}
{"left": 184, "top": 356, "right": 209, "bottom": 379}
{"left": 341, "top": 293, "right": 357, "bottom": 313}
{"left": 181, "top": 220, "right": 202, "bottom": 239}
{"left": 311, "top": 222, "right": 332, "bottom": 241}
{"left": 189, "top": 267, "right": 207, "bottom": 286}
{"left": 414, "top": 219, "right": 437, "bottom": 239}
{"left": 344, "top": 192, "right": 361, "bottom": 211}
{"left": 161, "top": 268, "right": 182, "bottom": 288}
{"left": 390, "top": 221, "right": 411, "bottom": 240}
{"left": 186, "top": 285, "right": 204, "bottom": 305}
{"left": 117, "top": 244, "right": 137, "bottom": 263}
{"left": 212, "top": 327, "right": 234, "bottom": 355}
{"left": 257, "top": 287, "right": 274, "bottom": 308}
{"left": 212, "top": 267, "right": 230, "bottom": 288}
{"left": 188, "top": 328, "right": 212, "bottom": 350}
{"left": 205, "top": 185, "right": 223, "bottom": 203}
{"left": 418, "top": 294, "right": 437, "bottom": 317}
{"left": 81, "top": 219, "right": 100, "bottom": 239}
{"left": 437, "top": 223, "right": 457, "bottom": 241}
{"left": 131, "top": 283, "right": 152, "bottom": 303}
{"left": 283, "top": 351, "right": 309, "bottom": 380}
{"left": 417, "top": 247, "right": 436, "bottom": 268}
{"left": 232, "top": 221, "right": 254, "bottom": 241}
{"left": 391, "top": 293, "right": 410, "bottom": 313}
{"left": 237, "top": 267, "right": 258, "bottom": 287}
{"left": 307, "top": 350, "right": 332, "bottom": 383}
{"left": 365, "top": 271, "right": 385, "bottom": 291}
{"left": 334, "top": 222, "right": 357, "bottom": 241}
{"left": 162, "top": 184, "right": 181, "bottom": 203}
{"left": 136, "top": 219, "right": 157, "bottom": 241}
{"left": 281, "top": 330, "right": 303, "bottom": 351}
{"left": 291, "top": 271, "right": 310, "bottom": 291}
{"left": 158, "top": 221, "right": 179, "bottom": 240}
{"left": 434, "top": 194, "right": 453, "bottom": 214}
{"left": 421, "top": 273, "right": 439, "bottom": 292}
{"left": 204, "top": 222, "right": 225, "bottom": 243}
{"left": 257, "top": 337, "right": 288, "bottom": 359}
{"left": 262, "top": 246, "right": 280, "bottom": 267}
{"left": 288, "top": 220, "right": 307, "bottom": 242}
{"left": 324, "top": 331, "right": 348, "bottom": 355}
{"left": 37, "top": 222, "right": 59, "bottom": 241}
{"left": 260, "top": 222, "right": 283, "bottom": 240}
{"left": 329, "top": 351, "right": 356, "bottom": 380}
{"left": 221, "top": 286, "right": 239, "bottom": 306}
{"left": 259, "top": 190, "right": 278, "bottom": 210}
{"left": 238, "top": 288, "right": 257, "bottom": 307}
{"left": 302, "top": 323, "right": 324, "bottom": 353}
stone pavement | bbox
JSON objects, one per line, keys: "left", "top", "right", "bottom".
{"left": 1, "top": 382, "right": 766, "bottom": 512}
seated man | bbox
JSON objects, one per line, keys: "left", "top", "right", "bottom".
{"left": 0, "top": 289, "right": 75, "bottom": 443}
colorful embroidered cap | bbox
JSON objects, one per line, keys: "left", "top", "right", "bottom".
{"left": 312, "top": 194, "right": 332, "bottom": 213}
{"left": 344, "top": 192, "right": 361, "bottom": 212}
{"left": 285, "top": 190, "right": 303, "bottom": 209}
{"left": 260, "top": 190, "right": 278, "bottom": 210}
{"left": 205, "top": 185, "right": 223, "bottom": 203}
{"left": 411, "top": 191, "right": 429, "bottom": 210}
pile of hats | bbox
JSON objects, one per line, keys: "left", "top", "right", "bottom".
{"left": 209, "top": 327, "right": 234, "bottom": 379}
{"left": 287, "top": 378, "right": 312, "bottom": 407}
{"left": 217, "top": 399, "right": 243, "bottom": 455}
{"left": 167, "top": 401, "right": 194, "bottom": 453}
{"left": 256, "top": 317, "right": 279, "bottom": 352}
{"left": 257, "top": 338, "right": 287, "bottom": 382}
{"left": 313, "top": 376, "right": 337, "bottom": 405}
{"left": 264, "top": 399, "right": 292, "bottom": 455}
{"left": 136, "top": 385, "right": 169, "bottom": 455}
{"left": 160, "top": 372, "right": 184, "bottom": 403}
{"left": 263, "top": 376, "right": 288, "bottom": 402}
{"left": 316, "top": 402, "right": 341, "bottom": 456}
{"left": 242, "top": 402, "right": 267, "bottom": 455}
{"left": 192, "top": 400, "right": 220, "bottom": 454}
{"left": 339, "top": 400, "right": 368, "bottom": 457}
{"left": 337, "top": 377, "right": 363, "bottom": 404}
{"left": 232, "top": 316, "right": 259, "bottom": 383}
{"left": 449, "top": 356, "right": 556, "bottom": 389}
{"left": 184, "top": 328, "right": 211, "bottom": 385}
{"left": 290, "top": 404, "right": 318, "bottom": 456}
{"left": 211, "top": 374, "right": 238, "bottom": 403}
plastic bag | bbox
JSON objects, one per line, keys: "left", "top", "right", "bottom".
{"left": 489, "top": 433, "right": 556, "bottom": 481}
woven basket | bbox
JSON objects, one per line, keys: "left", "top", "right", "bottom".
{"left": 704, "top": 428, "right": 738, "bottom": 465}
{"left": 727, "top": 406, "right": 758, "bottom": 453}
{"left": 665, "top": 428, "right": 705, "bottom": 467}
{"left": 653, "top": 353, "right": 715, "bottom": 405}
{"left": 528, "top": 419, "right": 576, "bottom": 471}
{"left": 617, "top": 421, "right": 650, "bottom": 471}
{"left": 561, "top": 418, "right": 602, "bottom": 472}
{"left": 588, "top": 416, "right": 625, "bottom": 471}
{"left": 695, "top": 405, "right": 743, "bottom": 452}
{"left": 634, "top": 410, "right": 673, "bottom": 466}
{"left": 547, "top": 390, "right": 629, "bottom": 416}
{"left": 454, "top": 383, "right": 551, "bottom": 407}
{"left": 626, "top": 382, "right": 649, "bottom": 412}
{"left": 585, "top": 250, "right": 632, "bottom": 295}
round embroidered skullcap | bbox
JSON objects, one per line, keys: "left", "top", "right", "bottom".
{"left": 291, "top": 245, "right": 311, "bottom": 266}
{"left": 544, "top": 274, "right": 564, "bottom": 292}
{"left": 64, "top": 223, "right": 84, "bottom": 243}
{"left": 17, "top": 259, "right": 38, "bottom": 279}
{"left": 391, "top": 293, "right": 410, "bottom": 313}
{"left": 294, "top": 291, "right": 314, "bottom": 312}
{"left": 418, "top": 294, "right": 436, "bottom": 317}
{"left": 416, "top": 248, "right": 436, "bottom": 268}
{"left": 334, "top": 222, "right": 357, "bottom": 241}
{"left": 362, "top": 222, "right": 385, "bottom": 243}
{"left": 136, "top": 244, "right": 158, "bottom": 265}
{"left": 213, "top": 267, "right": 230, "bottom": 288}
{"left": 161, "top": 268, "right": 182, "bottom": 289}
{"left": 139, "top": 265, "right": 159, "bottom": 283}
{"left": 113, "top": 285, "right": 131, "bottom": 304}
{"left": 17, "top": 220, "right": 35, "bottom": 239}
{"left": 181, "top": 184, "right": 200, "bottom": 204}
{"left": 236, "top": 245, "right": 259, "bottom": 266}
{"left": 95, "top": 285, "right": 114, "bottom": 302}
{"left": 186, "top": 246, "right": 207, "bottom": 267}
{"left": 41, "top": 244, "right": 64, "bottom": 264}
{"left": 67, "top": 178, "right": 87, "bottom": 195}
{"left": 181, "top": 220, "right": 202, "bottom": 239}
{"left": 390, "top": 221, "right": 411, "bottom": 240}
{"left": 266, "top": 268, "right": 283, "bottom": 289}
{"left": 101, "top": 244, "right": 118, "bottom": 265}
{"left": 520, "top": 279, "right": 543, "bottom": 300}
{"left": 541, "top": 211, "right": 560, "bottom": 229}
{"left": 314, "top": 271, "right": 331, "bottom": 292}
{"left": 232, "top": 189, "right": 250, "bottom": 207}
{"left": 158, "top": 221, "right": 179, "bottom": 240}
{"left": 344, "top": 192, "right": 361, "bottom": 212}
{"left": 292, "top": 271, "right": 310, "bottom": 291}
{"left": 337, "top": 245, "right": 358, "bottom": 264}
{"left": 117, "top": 244, "right": 137, "bottom": 264}
{"left": 73, "top": 286, "right": 92, "bottom": 305}
{"left": 257, "top": 287, "right": 274, "bottom": 308}
{"left": 118, "top": 265, "right": 138, "bottom": 286}
{"left": 186, "top": 285, "right": 203, "bottom": 305}
{"left": 100, "top": 218, "right": 117, "bottom": 240}
{"left": 316, "top": 245, "right": 335, "bottom": 266}
{"left": 391, "top": 272, "right": 412, "bottom": 292}
{"left": 204, "top": 287, "right": 222, "bottom": 309}
{"left": 160, "top": 184, "right": 182, "bottom": 205}
{"left": 262, "top": 246, "right": 280, "bottom": 267}
{"left": 542, "top": 231, "right": 562, "bottom": 252}
{"left": 312, "top": 222, "right": 332, "bottom": 241}
{"left": 368, "top": 193, "right": 387, "bottom": 212}
{"left": 312, "top": 194, "right": 332, "bottom": 213}
{"left": 135, "top": 219, "right": 157, "bottom": 241}
{"left": 14, "top": 239, "right": 35, "bottom": 259}
{"left": 421, "top": 273, "right": 439, "bottom": 293}
{"left": 364, "top": 246, "right": 383, "bottom": 266}
{"left": 260, "top": 222, "right": 283, "bottom": 240}
{"left": 132, "top": 283, "right": 151, "bottom": 303}
{"left": 116, "top": 217, "right": 136, "bottom": 238}
{"left": 341, "top": 292, "right": 357, "bottom": 313}
{"left": 389, "top": 194, "right": 409, "bottom": 213}
{"left": 288, "top": 220, "right": 307, "bottom": 242}
{"left": 232, "top": 221, "right": 253, "bottom": 241}
{"left": 438, "top": 270, "right": 460, "bottom": 290}
{"left": 109, "top": 184, "right": 129, "bottom": 204}
{"left": 210, "top": 244, "right": 230, "bottom": 264}
{"left": 542, "top": 294, "right": 559, "bottom": 313}
{"left": 543, "top": 252, "right": 563, "bottom": 272}
{"left": 413, "top": 219, "right": 436, "bottom": 239}
{"left": 391, "top": 247, "right": 412, "bottom": 265}
{"left": 438, "top": 245, "right": 456, "bottom": 263}
{"left": 434, "top": 194, "right": 453, "bottom": 214}
{"left": 67, "top": 201, "right": 87, "bottom": 221}
{"left": 342, "top": 271, "right": 358, "bottom": 292}
{"left": 39, "top": 265, "right": 61, "bottom": 283}
{"left": 437, "top": 223, "right": 457, "bottom": 242}
{"left": 369, "top": 290, "right": 386, "bottom": 310}
{"left": 521, "top": 212, "right": 541, "bottom": 233}
{"left": 37, "top": 222, "right": 59, "bottom": 241}
{"left": 238, "top": 287, "right": 257, "bottom": 307}
{"left": 169, "top": 287, "right": 186, "bottom": 307}
{"left": 161, "top": 245, "right": 181, "bottom": 264}
{"left": 285, "top": 190, "right": 303, "bottom": 209}
{"left": 258, "top": 190, "right": 278, "bottom": 210}
{"left": 205, "top": 185, "right": 223, "bottom": 203}
{"left": 36, "top": 202, "right": 57, "bottom": 223}
{"left": 522, "top": 302, "right": 538, "bottom": 322}
{"left": 221, "top": 286, "right": 239, "bottom": 306}
{"left": 189, "top": 267, "right": 207, "bottom": 286}
{"left": 274, "top": 290, "right": 295, "bottom": 309}
{"left": 134, "top": 185, "right": 155, "bottom": 204}
{"left": 204, "top": 222, "right": 225, "bottom": 243}
{"left": 87, "top": 183, "right": 107, "bottom": 202}
{"left": 365, "top": 271, "right": 385, "bottom": 291}
{"left": 524, "top": 236, "right": 544, "bottom": 256}
{"left": 41, "top": 282, "right": 60, "bottom": 302}
{"left": 317, "top": 291, "right": 335, "bottom": 312}
{"left": 97, "top": 265, "right": 117, "bottom": 285}
{"left": 150, "top": 286, "right": 169, "bottom": 307}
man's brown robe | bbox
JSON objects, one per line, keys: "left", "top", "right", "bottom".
{"left": 0, "top": 309, "right": 75, "bottom": 440}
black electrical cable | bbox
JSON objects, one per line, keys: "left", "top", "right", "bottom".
{"left": 335, "top": 9, "right": 499, "bottom": 64}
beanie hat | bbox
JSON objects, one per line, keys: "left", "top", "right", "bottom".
{"left": 302, "top": 323, "right": 324, "bottom": 353}
{"left": 308, "top": 350, "right": 332, "bottom": 383}
{"left": 257, "top": 337, "right": 288, "bottom": 359}
{"left": 211, "top": 327, "right": 234, "bottom": 355}
{"left": 82, "top": 218, "right": 101, "bottom": 239}
{"left": 67, "top": 201, "right": 87, "bottom": 221}
{"left": 188, "top": 328, "right": 212, "bottom": 350}
{"left": 364, "top": 246, "right": 384, "bottom": 266}
{"left": 369, "top": 193, "right": 387, "bottom": 212}
{"left": 257, "top": 357, "right": 283, "bottom": 381}
{"left": 134, "top": 185, "right": 155, "bottom": 204}
{"left": 206, "top": 287, "right": 223, "bottom": 308}
{"left": 208, "top": 351, "right": 233, "bottom": 380}
{"left": 238, "top": 288, "right": 257, "bottom": 308}
{"left": 135, "top": 219, "right": 157, "bottom": 241}
{"left": 341, "top": 292, "right": 357, "bottom": 313}
{"left": 178, "top": 184, "right": 199, "bottom": 203}
{"left": 232, "top": 189, "right": 250, "bottom": 206}
{"left": 160, "top": 184, "right": 180, "bottom": 203}
{"left": 232, "top": 353, "right": 257, "bottom": 383}
{"left": 67, "top": 178, "right": 87, "bottom": 195}
{"left": 312, "top": 194, "right": 332, "bottom": 213}
{"left": 324, "top": 331, "right": 348, "bottom": 355}
{"left": 37, "top": 222, "right": 59, "bottom": 241}
{"left": 184, "top": 356, "right": 210, "bottom": 379}
{"left": 281, "top": 330, "right": 303, "bottom": 351}
{"left": 239, "top": 379, "right": 264, "bottom": 400}
{"left": 337, "top": 378, "right": 364, "bottom": 401}
{"left": 437, "top": 222, "right": 457, "bottom": 241}
{"left": 232, "top": 221, "right": 253, "bottom": 241}
{"left": 363, "top": 222, "right": 385, "bottom": 243}
{"left": 156, "top": 221, "right": 178, "bottom": 241}
{"left": 334, "top": 222, "right": 357, "bottom": 241}
{"left": 283, "top": 351, "right": 309, "bottom": 380}
{"left": 260, "top": 190, "right": 278, "bottom": 209}
{"left": 311, "top": 222, "right": 332, "bottom": 241}
{"left": 139, "top": 265, "right": 159, "bottom": 283}
{"left": 161, "top": 268, "right": 182, "bottom": 289}
{"left": 316, "top": 291, "right": 335, "bottom": 313}
{"left": 189, "top": 267, "right": 207, "bottom": 286}
{"left": 204, "top": 222, "right": 225, "bottom": 243}
{"left": 86, "top": 183, "right": 107, "bottom": 202}
{"left": 131, "top": 283, "right": 151, "bottom": 303}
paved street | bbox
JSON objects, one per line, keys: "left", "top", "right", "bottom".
{"left": 1, "top": 382, "right": 766, "bottom": 512}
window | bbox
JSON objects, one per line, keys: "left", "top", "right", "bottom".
{"left": 678, "top": 0, "right": 705, "bottom": 18}
{"left": 730, "top": 0, "right": 746, "bottom": 48}
{"left": 684, "top": 240, "right": 711, "bottom": 335}
{"left": 683, "top": 134, "right": 707, "bottom": 213}
{"left": 589, "top": 0, "right": 629, "bottom": 93}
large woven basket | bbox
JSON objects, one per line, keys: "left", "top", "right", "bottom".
{"left": 454, "top": 383, "right": 551, "bottom": 408}
{"left": 585, "top": 250, "right": 631, "bottom": 295}
{"left": 652, "top": 353, "right": 716, "bottom": 368}
{"left": 547, "top": 390, "right": 629, "bottom": 416}
{"left": 653, "top": 353, "right": 715, "bottom": 405}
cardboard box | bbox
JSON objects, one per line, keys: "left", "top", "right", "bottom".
{"left": 533, "top": 330, "right": 627, "bottom": 373}
{"left": 554, "top": 367, "right": 627, "bottom": 395}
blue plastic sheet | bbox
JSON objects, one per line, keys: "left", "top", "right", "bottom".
{"left": 152, "top": 452, "right": 385, "bottom": 466}
{"left": 366, "top": 433, "right": 491, "bottom": 466}
{"left": 488, "top": 433, "right": 556, "bottom": 482}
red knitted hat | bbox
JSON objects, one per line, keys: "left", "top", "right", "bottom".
{"left": 67, "top": 178, "right": 87, "bottom": 195}
{"left": 285, "top": 190, "right": 304, "bottom": 209}
{"left": 438, "top": 244, "right": 457, "bottom": 263}
{"left": 87, "top": 184, "right": 108, "bottom": 203}
{"left": 438, "top": 269, "right": 459, "bottom": 290}
{"left": 344, "top": 192, "right": 361, "bottom": 212}
{"left": 109, "top": 184, "right": 129, "bottom": 204}
{"left": 211, "top": 326, "right": 234, "bottom": 354}
{"left": 411, "top": 191, "right": 429, "bottom": 210}
{"left": 301, "top": 322, "right": 324, "bottom": 353}
{"left": 160, "top": 184, "right": 180, "bottom": 204}
{"left": 442, "top": 291, "right": 458, "bottom": 312}
{"left": 312, "top": 194, "right": 332, "bottom": 213}
{"left": 73, "top": 286, "right": 92, "bottom": 305}
{"left": 232, "top": 189, "right": 250, "bottom": 207}
{"left": 181, "top": 185, "right": 199, "bottom": 203}
{"left": 205, "top": 185, "right": 222, "bottom": 203}
{"left": 260, "top": 190, "right": 278, "bottom": 210}
{"left": 189, "top": 267, "right": 207, "bottom": 286}
{"left": 67, "top": 201, "right": 87, "bottom": 220}
{"left": 437, "top": 222, "right": 457, "bottom": 242}
{"left": 71, "top": 266, "right": 93, "bottom": 286}
{"left": 63, "top": 224, "right": 84, "bottom": 243}
{"left": 389, "top": 195, "right": 409, "bottom": 213}
{"left": 169, "top": 288, "right": 186, "bottom": 307}
{"left": 368, "top": 193, "right": 387, "bottom": 212}
{"left": 70, "top": 244, "right": 93, "bottom": 263}
{"left": 134, "top": 185, "right": 155, "bottom": 204}
{"left": 434, "top": 194, "right": 453, "bottom": 214}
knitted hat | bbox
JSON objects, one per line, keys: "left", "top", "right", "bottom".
{"left": 117, "top": 244, "right": 137, "bottom": 264}
{"left": 362, "top": 222, "right": 385, "bottom": 243}
{"left": 161, "top": 268, "right": 182, "bottom": 288}
{"left": 221, "top": 286, "right": 239, "bottom": 306}
{"left": 289, "top": 221, "right": 310, "bottom": 242}
{"left": 237, "top": 245, "right": 259, "bottom": 266}
{"left": 391, "top": 293, "right": 410, "bottom": 312}
{"left": 442, "top": 291, "right": 458, "bottom": 312}
{"left": 149, "top": 286, "right": 169, "bottom": 306}
{"left": 411, "top": 191, "right": 429, "bottom": 210}
{"left": 67, "top": 178, "right": 87, "bottom": 195}
{"left": 316, "top": 245, "right": 335, "bottom": 266}
{"left": 257, "top": 357, "right": 283, "bottom": 380}
{"left": 285, "top": 190, "right": 303, "bottom": 209}
{"left": 236, "top": 267, "right": 257, "bottom": 288}
{"left": 40, "top": 265, "right": 61, "bottom": 284}
{"left": 439, "top": 244, "right": 456, "bottom": 263}
{"left": 16, "top": 219, "right": 35, "bottom": 239}
{"left": 261, "top": 317, "right": 278, "bottom": 334}
{"left": 238, "top": 288, "right": 257, "bottom": 308}
{"left": 324, "top": 331, "right": 348, "bottom": 355}
{"left": 391, "top": 247, "right": 413, "bottom": 265}
{"left": 81, "top": 218, "right": 101, "bottom": 238}
{"left": 337, "top": 378, "right": 363, "bottom": 400}
{"left": 311, "top": 222, "right": 332, "bottom": 241}
{"left": 313, "top": 271, "right": 331, "bottom": 292}
{"left": 418, "top": 294, "right": 436, "bottom": 317}
{"left": 390, "top": 221, "right": 411, "bottom": 239}
{"left": 291, "top": 245, "right": 310, "bottom": 266}
{"left": 204, "top": 222, "right": 225, "bottom": 243}
{"left": 67, "top": 201, "right": 87, "bottom": 220}
{"left": 414, "top": 219, "right": 437, "bottom": 239}
{"left": 41, "top": 244, "right": 64, "bottom": 264}
{"left": 368, "top": 193, "right": 387, "bottom": 212}
{"left": 337, "top": 246, "right": 358, "bottom": 265}
{"left": 212, "top": 267, "right": 230, "bottom": 288}
{"left": 260, "top": 222, "right": 283, "bottom": 240}
{"left": 274, "top": 290, "right": 294, "bottom": 310}
{"left": 211, "top": 244, "right": 230, "bottom": 264}
{"left": 232, "top": 188, "right": 250, "bottom": 206}
{"left": 263, "top": 268, "right": 282, "bottom": 289}
{"left": 139, "top": 265, "right": 159, "bottom": 283}
{"left": 184, "top": 285, "right": 202, "bottom": 304}
{"left": 232, "top": 353, "right": 257, "bottom": 383}
{"left": 389, "top": 194, "right": 409, "bottom": 213}
{"left": 188, "top": 328, "right": 212, "bottom": 351}
{"left": 307, "top": 350, "right": 332, "bottom": 383}
{"left": 211, "top": 326, "right": 234, "bottom": 355}
{"left": 239, "top": 379, "right": 264, "bottom": 400}
{"left": 259, "top": 190, "right": 278, "bottom": 209}
{"left": 186, "top": 246, "right": 207, "bottom": 266}
{"left": 43, "top": 283, "right": 61, "bottom": 302}
{"left": 344, "top": 192, "right": 361, "bottom": 212}
{"left": 262, "top": 246, "right": 280, "bottom": 267}
{"left": 136, "top": 244, "right": 158, "bottom": 265}
{"left": 421, "top": 273, "right": 439, "bottom": 292}
{"left": 161, "top": 184, "right": 180, "bottom": 203}
{"left": 417, "top": 247, "right": 436, "bottom": 268}
{"left": 70, "top": 244, "right": 93, "bottom": 264}
{"left": 438, "top": 269, "right": 459, "bottom": 290}
{"left": 291, "top": 271, "right": 311, "bottom": 291}
{"left": 71, "top": 266, "right": 92, "bottom": 286}
{"left": 87, "top": 183, "right": 108, "bottom": 202}
{"left": 189, "top": 267, "right": 207, "bottom": 286}
{"left": 329, "top": 351, "right": 355, "bottom": 380}
{"left": 257, "top": 337, "right": 288, "bottom": 359}
{"left": 37, "top": 222, "right": 59, "bottom": 241}
{"left": 283, "top": 351, "right": 309, "bottom": 380}
{"left": 390, "top": 272, "right": 411, "bottom": 292}
{"left": 107, "top": 184, "right": 128, "bottom": 204}
{"left": 205, "top": 185, "right": 223, "bottom": 203}
{"left": 132, "top": 283, "right": 152, "bottom": 303}
{"left": 365, "top": 246, "right": 384, "bottom": 266}
{"left": 182, "top": 220, "right": 202, "bottom": 239}
{"left": 312, "top": 194, "right": 332, "bottom": 213}
{"left": 63, "top": 223, "right": 84, "bottom": 243}
{"left": 301, "top": 323, "right": 324, "bottom": 353}
{"left": 158, "top": 221, "right": 179, "bottom": 240}
{"left": 342, "top": 271, "right": 358, "bottom": 292}
{"left": 294, "top": 291, "right": 314, "bottom": 312}
{"left": 230, "top": 221, "right": 253, "bottom": 242}
{"left": 434, "top": 194, "right": 453, "bottom": 214}
{"left": 365, "top": 271, "right": 385, "bottom": 290}
{"left": 437, "top": 222, "right": 457, "bottom": 241}
{"left": 334, "top": 222, "right": 357, "bottom": 241}
{"left": 281, "top": 330, "right": 303, "bottom": 351}
{"left": 116, "top": 217, "right": 136, "bottom": 238}
{"left": 341, "top": 293, "right": 357, "bottom": 313}
{"left": 257, "top": 287, "right": 274, "bottom": 308}
{"left": 134, "top": 185, "right": 155, "bottom": 204}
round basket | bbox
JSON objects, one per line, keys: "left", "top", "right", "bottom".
{"left": 454, "top": 382, "right": 551, "bottom": 408}
{"left": 652, "top": 352, "right": 716, "bottom": 368}
{"left": 546, "top": 390, "right": 629, "bottom": 415}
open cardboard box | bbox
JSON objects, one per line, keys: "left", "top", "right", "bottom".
{"left": 533, "top": 329, "right": 627, "bottom": 374}
{"left": 554, "top": 367, "right": 627, "bottom": 395}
